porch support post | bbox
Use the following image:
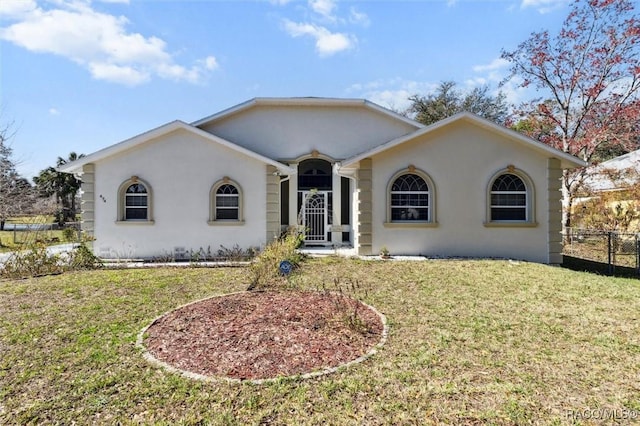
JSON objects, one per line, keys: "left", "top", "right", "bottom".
{"left": 80, "top": 163, "right": 95, "bottom": 249}
{"left": 331, "top": 166, "right": 342, "bottom": 245}
{"left": 266, "top": 165, "right": 280, "bottom": 242}
{"left": 357, "top": 158, "right": 373, "bottom": 255}
{"left": 288, "top": 163, "right": 298, "bottom": 228}
{"left": 547, "top": 158, "right": 563, "bottom": 265}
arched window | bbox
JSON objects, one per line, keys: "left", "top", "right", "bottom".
{"left": 117, "top": 177, "right": 153, "bottom": 223}
{"left": 388, "top": 172, "right": 433, "bottom": 222}
{"left": 488, "top": 170, "right": 535, "bottom": 223}
{"left": 125, "top": 183, "right": 148, "bottom": 220}
{"left": 209, "top": 178, "right": 244, "bottom": 224}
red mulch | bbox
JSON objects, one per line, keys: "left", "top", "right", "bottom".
{"left": 143, "top": 290, "right": 384, "bottom": 380}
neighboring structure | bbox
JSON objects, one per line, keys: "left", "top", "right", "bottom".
{"left": 574, "top": 149, "right": 640, "bottom": 232}
{"left": 581, "top": 149, "right": 640, "bottom": 192}
{"left": 59, "top": 97, "right": 585, "bottom": 263}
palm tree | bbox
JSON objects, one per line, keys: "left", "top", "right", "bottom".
{"left": 34, "top": 152, "right": 85, "bottom": 224}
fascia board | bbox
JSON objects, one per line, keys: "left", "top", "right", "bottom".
{"left": 57, "top": 120, "right": 186, "bottom": 174}
{"left": 58, "top": 120, "right": 294, "bottom": 175}
{"left": 341, "top": 112, "right": 586, "bottom": 169}
{"left": 191, "top": 97, "right": 423, "bottom": 130}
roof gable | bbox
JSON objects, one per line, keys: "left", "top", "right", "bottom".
{"left": 341, "top": 112, "right": 587, "bottom": 169}
{"left": 58, "top": 120, "right": 295, "bottom": 175}
{"left": 192, "top": 97, "right": 423, "bottom": 129}
{"left": 192, "top": 97, "right": 422, "bottom": 161}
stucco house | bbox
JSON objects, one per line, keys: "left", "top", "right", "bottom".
{"left": 59, "top": 97, "right": 585, "bottom": 264}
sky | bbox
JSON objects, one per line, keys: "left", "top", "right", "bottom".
{"left": 0, "top": 0, "right": 573, "bottom": 180}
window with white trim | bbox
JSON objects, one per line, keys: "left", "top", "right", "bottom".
{"left": 117, "top": 177, "right": 153, "bottom": 223}
{"left": 490, "top": 173, "right": 527, "bottom": 221}
{"left": 390, "top": 173, "right": 430, "bottom": 222}
{"left": 215, "top": 184, "right": 239, "bottom": 220}
{"left": 209, "top": 178, "right": 244, "bottom": 224}
{"left": 124, "top": 183, "right": 149, "bottom": 220}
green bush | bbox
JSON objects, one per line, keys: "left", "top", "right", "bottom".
{"left": 247, "top": 229, "right": 305, "bottom": 290}
{"left": 67, "top": 244, "right": 103, "bottom": 270}
{"left": 0, "top": 244, "right": 63, "bottom": 279}
{"left": 62, "top": 227, "right": 77, "bottom": 242}
{"left": 0, "top": 244, "right": 102, "bottom": 279}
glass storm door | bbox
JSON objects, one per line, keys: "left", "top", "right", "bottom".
{"left": 300, "top": 191, "right": 329, "bottom": 244}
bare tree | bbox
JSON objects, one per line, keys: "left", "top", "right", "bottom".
{"left": 0, "top": 120, "right": 36, "bottom": 230}
{"left": 0, "top": 122, "right": 20, "bottom": 230}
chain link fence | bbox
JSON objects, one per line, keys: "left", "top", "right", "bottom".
{"left": 563, "top": 228, "right": 640, "bottom": 277}
{"left": 0, "top": 222, "right": 81, "bottom": 247}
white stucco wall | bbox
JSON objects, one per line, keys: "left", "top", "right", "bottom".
{"left": 370, "top": 122, "right": 553, "bottom": 263}
{"left": 200, "top": 105, "right": 418, "bottom": 160}
{"left": 91, "top": 129, "right": 267, "bottom": 259}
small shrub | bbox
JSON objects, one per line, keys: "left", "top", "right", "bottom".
{"left": 217, "top": 244, "right": 257, "bottom": 262}
{"left": 0, "top": 244, "right": 63, "bottom": 279}
{"left": 150, "top": 251, "right": 176, "bottom": 263}
{"left": 319, "top": 277, "right": 372, "bottom": 335}
{"left": 0, "top": 243, "right": 103, "bottom": 279}
{"left": 247, "top": 229, "right": 306, "bottom": 290}
{"left": 67, "top": 244, "right": 103, "bottom": 270}
{"left": 62, "top": 227, "right": 77, "bottom": 242}
{"left": 189, "top": 247, "right": 208, "bottom": 263}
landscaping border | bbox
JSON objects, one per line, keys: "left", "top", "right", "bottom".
{"left": 136, "top": 290, "right": 389, "bottom": 385}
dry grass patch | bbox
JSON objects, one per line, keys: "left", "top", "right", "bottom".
{"left": 1, "top": 259, "right": 639, "bottom": 424}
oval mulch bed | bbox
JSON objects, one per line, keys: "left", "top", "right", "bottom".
{"left": 139, "top": 291, "right": 387, "bottom": 383}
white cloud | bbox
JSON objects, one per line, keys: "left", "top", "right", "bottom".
{"left": 349, "top": 7, "right": 370, "bottom": 27}
{"left": 468, "top": 57, "right": 530, "bottom": 104}
{"left": 278, "top": 0, "right": 363, "bottom": 57}
{"left": 368, "top": 89, "right": 414, "bottom": 112}
{"left": 521, "top": 0, "right": 570, "bottom": 14}
{"left": 0, "top": 0, "right": 218, "bottom": 86}
{"left": 472, "top": 57, "right": 509, "bottom": 74}
{"left": 89, "top": 62, "right": 150, "bottom": 86}
{"left": 468, "top": 57, "right": 510, "bottom": 90}
{"left": 349, "top": 58, "right": 531, "bottom": 113}
{"left": 283, "top": 19, "right": 354, "bottom": 57}
{"left": 498, "top": 75, "right": 529, "bottom": 105}
{"left": 201, "top": 56, "right": 219, "bottom": 71}
{"left": 49, "top": 107, "right": 60, "bottom": 115}
{"left": 346, "top": 78, "right": 440, "bottom": 112}
{"left": 309, "top": 0, "right": 336, "bottom": 21}
{"left": 0, "top": 0, "right": 38, "bottom": 19}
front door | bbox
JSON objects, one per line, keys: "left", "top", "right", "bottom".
{"left": 300, "top": 191, "right": 329, "bottom": 244}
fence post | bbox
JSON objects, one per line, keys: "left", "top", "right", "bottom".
{"left": 636, "top": 233, "right": 639, "bottom": 276}
{"left": 607, "top": 231, "right": 613, "bottom": 276}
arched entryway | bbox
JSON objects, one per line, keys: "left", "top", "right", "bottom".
{"left": 298, "top": 159, "right": 332, "bottom": 244}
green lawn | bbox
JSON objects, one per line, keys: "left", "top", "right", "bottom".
{"left": 1, "top": 258, "right": 639, "bottom": 424}
{"left": 0, "top": 216, "right": 69, "bottom": 253}
{"left": 0, "top": 230, "right": 67, "bottom": 253}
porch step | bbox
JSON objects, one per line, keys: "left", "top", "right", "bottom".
{"left": 298, "top": 246, "right": 356, "bottom": 257}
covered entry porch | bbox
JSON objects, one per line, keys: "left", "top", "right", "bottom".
{"left": 280, "top": 156, "right": 353, "bottom": 246}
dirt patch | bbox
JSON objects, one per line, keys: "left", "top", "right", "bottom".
{"left": 141, "top": 290, "right": 386, "bottom": 381}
